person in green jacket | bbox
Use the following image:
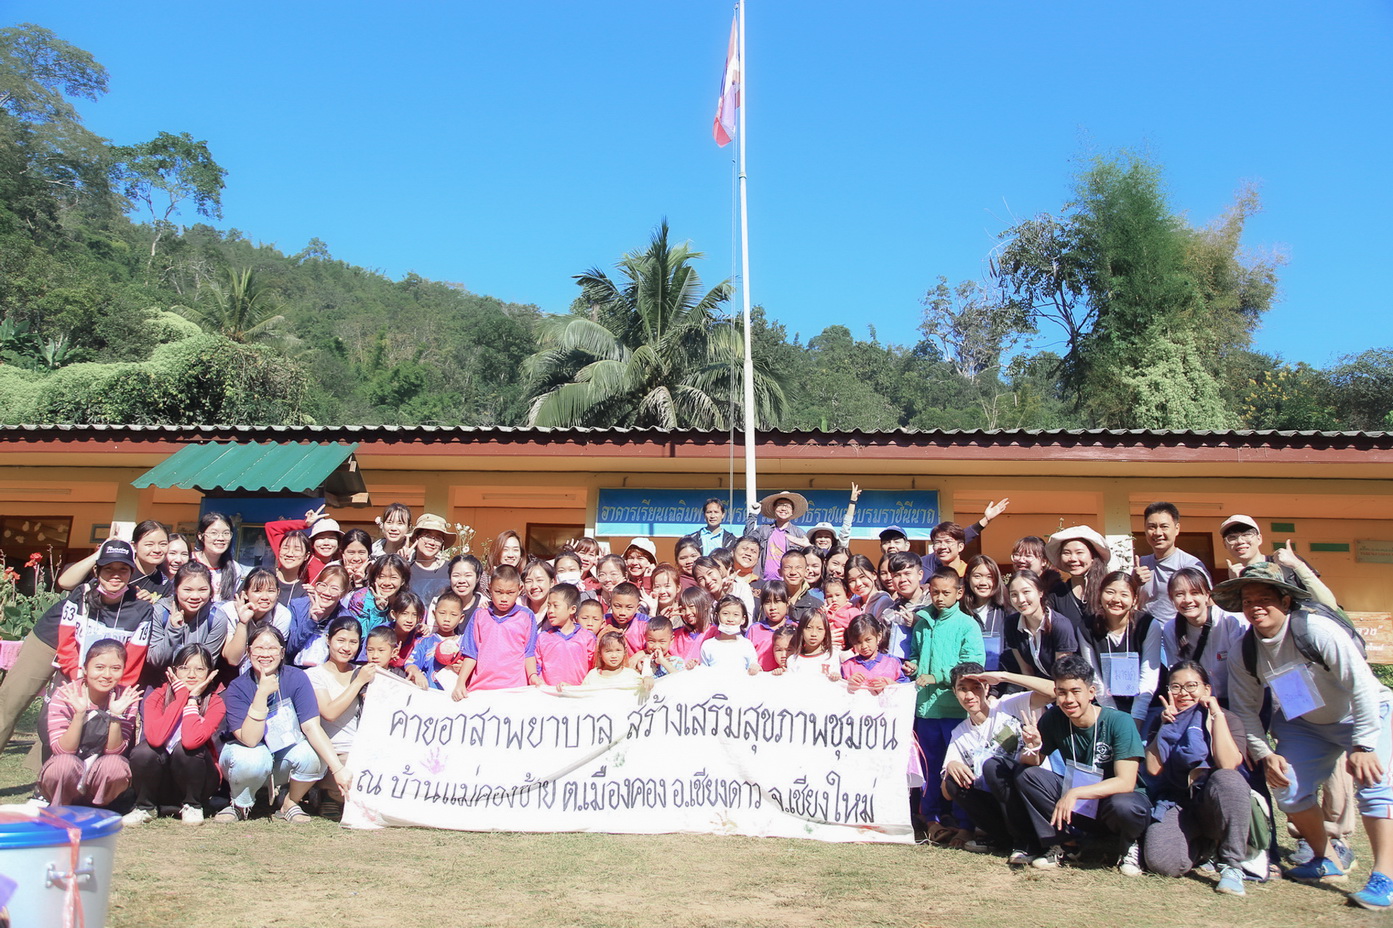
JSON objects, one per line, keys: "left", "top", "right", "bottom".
{"left": 913, "top": 568, "right": 986, "bottom": 842}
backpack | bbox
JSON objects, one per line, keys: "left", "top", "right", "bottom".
{"left": 1239, "top": 602, "right": 1366, "bottom": 677}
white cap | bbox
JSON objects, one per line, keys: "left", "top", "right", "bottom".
{"left": 1219, "top": 514, "right": 1259, "bottom": 535}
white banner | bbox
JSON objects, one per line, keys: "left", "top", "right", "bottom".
{"left": 341, "top": 670, "right": 915, "bottom": 843}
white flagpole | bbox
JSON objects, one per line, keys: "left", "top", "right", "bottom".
{"left": 736, "top": 0, "right": 758, "bottom": 519}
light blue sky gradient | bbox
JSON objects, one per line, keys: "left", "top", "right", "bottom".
{"left": 9, "top": 1, "right": 1390, "bottom": 365}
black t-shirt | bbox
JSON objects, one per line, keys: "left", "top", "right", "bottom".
{"left": 408, "top": 561, "right": 451, "bottom": 606}
{"left": 1004, "top": 611, "right": 1079, "bottom": 678}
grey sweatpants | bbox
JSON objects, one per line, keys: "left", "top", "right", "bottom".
{"left": 1142, "top": 767, "right": 1251, "bottom": 876}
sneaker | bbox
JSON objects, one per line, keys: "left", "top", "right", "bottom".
{"left": 179, "top": 804, "right": 204, "bottom": 825}
{"left": 121, "top": 808, "right": 154, "bottom": 827}
{"left": 1032, "top": 845, "right": 1069, "bottom": 870}
{"left": 1216, "top": 865, "right": 1247, "bottom": 896}
{"left": 1118, "top": 841, "right": 1143, "bottom": 877}
{"left": 1349, "top": 871, "right": 1393, "bottom": 911}
{"left": 1289, "top": 838, "right": 1314, "bottom": 866}
{"left": 961, "top": 839, "right": 995, "bottom": 854}
{"left": 1194, "top": 859, "right": 1217, "bottom": 875}
{"left": 1007, "top": 849, "right": 1033, "bottom": 866}
{"left": 1286, "top": 856, "right": 1347, "bottom": 883}
{"left": 1331, "top": 837, "right": 1358, "bottom": 872}
{"left": 212, "top": 805, "right": 247, "bottom": 823}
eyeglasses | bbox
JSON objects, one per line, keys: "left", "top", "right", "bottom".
{"left": 249, "top": 645, "right": 282, "bottom": 655}
{"left": 1167, "top": 681, "right": 1204, "bottom": 695}
{"left": 204, "top": 532, "right": 233, "bottom": 541}
{"left": 1227, "top": 531, "right": 1259, "bottom": 542}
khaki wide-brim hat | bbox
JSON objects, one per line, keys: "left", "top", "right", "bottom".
{"left": 410, "top": 513, "right": 457, "bottom": 544}
{"left": 1045, "top": 525, "right": 1111, "bottom": 570}
{"left": 759, "top": 491, "right": 809, "bottom": 520}
{"left": 1211, "top": 561, "right": 1310, "bottom": 612}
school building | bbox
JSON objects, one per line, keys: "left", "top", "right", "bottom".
{"left": 1, "top": 422, "right": 1389, "bottom": 634}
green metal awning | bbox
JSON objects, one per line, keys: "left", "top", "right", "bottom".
{"left": 132, "top": 441, "right": 365, "bottom": 498}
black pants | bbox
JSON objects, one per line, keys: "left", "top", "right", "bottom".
{"left": 130, "top": 741, "right": 220, "bottom": 810}
{"left": 945, "top": 756, "right": 1029, "bottom": 849}
{"left": 1013, "top": 763, "right": 1151, "bottom": 847}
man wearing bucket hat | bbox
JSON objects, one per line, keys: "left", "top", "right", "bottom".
{"left": 407, "top": 513, "right": 457, "bottom": 604}
{"left": 1221, "top": 563, "right": 1393, "bottom": 910}
{"left": 1219, "top": 517, "right": 1353, "bottom": 872}
{"left": 744, "top": 491, "right": 812, "bottom": 583}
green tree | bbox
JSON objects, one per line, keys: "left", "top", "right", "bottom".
{"left": 110, "top": 131, "right": 225, "bottom": 265}
{"left": 523, "top": 222, "right": 786, "bottom": 429}
{"left": 184, "top": 267, "right": 286, "bottom": 344}
{"left": 993, "top": 152, "right": 1275, "bottom": 428}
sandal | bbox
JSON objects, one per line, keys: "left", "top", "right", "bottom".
{"left": 212, "top": 805, "right": 247, "bottom": 823}
{"left": 273, "top": 802, "right": 312, "bottom": 824}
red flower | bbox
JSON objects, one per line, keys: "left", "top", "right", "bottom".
{"left": 24, "top": 552, "right": 42, "bottom": 568}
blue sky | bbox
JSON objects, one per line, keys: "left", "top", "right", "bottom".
{"left": 9, "top": 1, "right": 1390, "bottom": 365}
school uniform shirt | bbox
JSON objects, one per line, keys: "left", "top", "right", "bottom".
{"left": 700, "top": 635, "right": 760, "bottom": 672}
{"left": 786, "top": 650, "right": 839, "bottom": 679}
{"left": 943, "top": 690, "right": 1033, "bottom": 775}
{"left": 536, "top": 624, "right": 598, "bottom": 686}
{"left": 1161, "top": 607, "right": 1249, "bottom": 703}
{"left": 1138, "top": 549, "right": 1209, "bottom": 623}
{"left": 459, "top": 602, "right": 538, "bottom": 692}
{"left": 840, "top": 652, "right": 907, "bottom": 683}
{"left": 747, "top": 619, "right": 794, "bottom": 672}
{"left": 49, "top": 587, "right": 155, "bottom": 686}
{"left": 1036, "top": 704, "right": 1147, "bottom": 792}
{"left": 1003, "top": 609, "right": 1078, "bottom": 680}
{"left": 606, "top": 613, "right": 651, "bottom": 656}
{"left": 670, "top": 625, "right": 715, "bottom": 661}
{"left": 1228, "top": 609, "right": 1391, "bottom": 761}
{"left": 221, "top": 664, "right": 320, "bottom": 749}
{"left": 911, "top": 602, "right": 985, "bottom": 719}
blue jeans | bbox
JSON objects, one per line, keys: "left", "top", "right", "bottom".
{"left": 219, "top": 740, "right": 327, "bottom": 809}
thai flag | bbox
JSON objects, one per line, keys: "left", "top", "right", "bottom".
{"left": 712, "top": 12, "right": 740, "bottom": 147}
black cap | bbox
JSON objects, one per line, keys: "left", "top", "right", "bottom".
{"left": 94, "top": 539, "right": 137, "bottom": 569}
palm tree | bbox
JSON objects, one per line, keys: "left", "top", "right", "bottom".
{"left": 524, "top": 222, "right": 785, "bottom": 429}
{"left": 184, "top": 267, "right": 286, "bottom": 344}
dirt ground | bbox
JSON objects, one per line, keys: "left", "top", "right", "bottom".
{"left": 0, "top": 710, "right": 1383, "bottom": 928}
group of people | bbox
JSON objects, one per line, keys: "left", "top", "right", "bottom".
{"left": 0, "top": 489, "right": 1387, "bottom": 912}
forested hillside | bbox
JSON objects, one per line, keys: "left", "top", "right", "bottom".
{"left": 1, "top": 24, "right": 1389, "bottom": 432}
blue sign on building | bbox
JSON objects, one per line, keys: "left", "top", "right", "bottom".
{"left": 595, "top": 489, "right": 940, "bottom": 539}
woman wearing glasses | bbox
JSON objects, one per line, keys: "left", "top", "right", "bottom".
{"left": 192, "top": 512, "right": 247, "bottom": 603}
{"left": 214, "top": 624, "right": 349, "bottom": 823}
{"left": 1141, "top": 659, "right": 1253, "bottom": 896}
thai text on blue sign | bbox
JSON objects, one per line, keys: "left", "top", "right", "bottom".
{"left": 595, "top": 489, "right": 940, "bottom": 539}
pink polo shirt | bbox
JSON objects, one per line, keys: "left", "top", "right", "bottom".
{"left": 461, "top": 602, "right": 538, "bottom": 692}
{"left": 747, "top": 620, "right": 791, "bottom": 672}
{"left": 536, "top": 624, "right": 597, "bottom": 686}
{"left": 840, "top": 652, "right": 904, "bottom": 683}
{"left": 670, "top": 624, "right": 715, "bottom": 661}
{"left": 606, "top": 613, "right": 650, "bottom": 656}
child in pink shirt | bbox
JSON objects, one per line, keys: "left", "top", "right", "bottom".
{"left": 748, "top": 581, "right": 795, "bottom": 671}
{"left": 822, "top": 577, "right": 860, "bottom": 652}
{"left": 536, "top": 584, "right": 596, "bottom": 686}
{"left": 840, "top": 614, "right": 907, "bottom": 693}
{"left": 670, "top": 586, "right": 715, "bottom": 662}
{"left": 450, "top": 565, "right": 538, "bottom": 698}
{"left": 606, "top": 582, "right": 650, "bottom": 656}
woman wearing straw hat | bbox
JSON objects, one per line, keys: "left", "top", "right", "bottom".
{"left": 744, "top": 491, "right": 812, "bottom": 583}
{"left": 1045, "top": 526, "right": 1112, "bottom": 632}
{"left": 406, "top": 514, "right": 457, "bottom": 605}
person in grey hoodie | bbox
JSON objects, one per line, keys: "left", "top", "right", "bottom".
{"left": 1221, "top": 563, "right": 1393, "bottom": 910}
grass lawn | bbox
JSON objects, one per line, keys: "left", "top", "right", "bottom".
{"left": 0, "top": 700, "right": 1382, "bottom": 928}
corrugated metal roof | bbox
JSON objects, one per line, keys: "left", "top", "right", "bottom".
{"left": 131, "top": 441, "right": 360, "bottom": 492}
{"left": 3, "top": 423, "right": 1390, "bottom": 447}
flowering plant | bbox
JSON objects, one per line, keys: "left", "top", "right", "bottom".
{"left": 0, "top": 548, "right": 62, "bottom": 640}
